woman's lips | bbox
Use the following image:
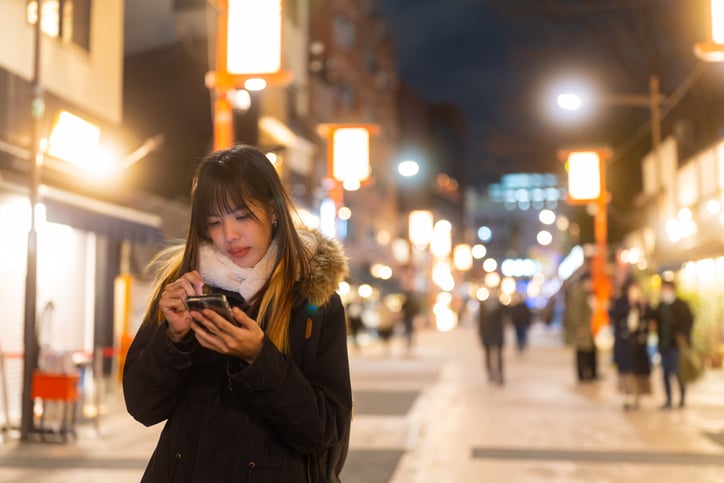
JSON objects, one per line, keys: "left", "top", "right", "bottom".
{"left": 228, "top": 247, "right": 250, "bottom": 258}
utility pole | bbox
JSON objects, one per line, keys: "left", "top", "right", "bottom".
{"left": 21, "top": 0, "right": 44, "bottom": 442}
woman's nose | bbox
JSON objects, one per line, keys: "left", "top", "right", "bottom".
{"left": 222, "top": 220, "right": 239, "bottom": 240}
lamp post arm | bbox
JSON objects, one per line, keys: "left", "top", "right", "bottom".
{"left": 598, "top": 93, "right": 666, "bottom": 108}
{"left": 116, "top": 134, "right": 165, "bottom": 172}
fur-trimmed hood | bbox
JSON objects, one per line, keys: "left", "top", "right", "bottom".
{"left": 298, "top": 228, "right": 348, "bottom": 307}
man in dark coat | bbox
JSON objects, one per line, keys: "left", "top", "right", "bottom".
{"left": 509, "top": 293, "right": 532, "bottom": 355}
{"left": 654, "top": 280, "right": 694, "bottom": 409}
{"left": 478, "top": 294, "right": 506, "bottom": 385}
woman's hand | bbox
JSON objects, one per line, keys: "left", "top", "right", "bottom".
{"left": 190, "top": 306, "right": 265, "bottom": 364}
{"left": 159, "top": 271, "right": 205, "bottom": 343}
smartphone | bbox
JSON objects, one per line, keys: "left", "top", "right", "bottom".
{"left": 184, "top": 294, "right": 235, "bottom": 321}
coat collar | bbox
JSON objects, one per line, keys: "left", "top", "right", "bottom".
{"left": 298, "top": 229, "right": 348, "bottom": 307}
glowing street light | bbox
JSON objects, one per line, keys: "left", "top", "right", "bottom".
{"left": 47, "top": 111, "right": 101, "bottom": 168}
{"left": 471, "top": 244, "right": 487, "bottom": 259}
{"left": 430, "top": 219, "right": 452, "bottom": 258}
{"left": 408, "top": 210, "right": 434, "bottom": 248}
{"left": 694, "top": 0, "right": 724, "bottom": 62}
{"left": 556, "top": 93, "right": 583, "bottom": 111}
{"left": 554, "top": 77, "right": 666, "bottom": 187}
{"left": 539, "top": 209, "right": 556, "bottom": 225}
{"left": 226, "top": 0, "right": 283, "bottom": 76}
{"left": 537, "top": 230, "right": 553, "bottom": 246}
{"left": 317, "top": 123, "right": 380, "bottom": 233}
{"left": 560, "top": 147, "right": 612, "bottom": 336}
{"left": 453, "top": 243, "right": 473, "bottom": 271}
{"left": 206, "top": 0, "right": 292, "bottom": 150}
{"left": 566, "top": 151, "right": 602, "bottom": 201}
{"left": 331, "top": 127, "right": 371, "bottom": 187}
{"left": 398, "top": 160, "right": 420, "bottom": 177}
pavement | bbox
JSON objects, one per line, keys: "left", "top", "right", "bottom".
{"left": 1, "top": 320, "right": 724, "bottom": 482}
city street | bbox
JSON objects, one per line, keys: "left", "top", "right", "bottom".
{"left": 1, "top": 321, "right": 724, "bottom": 482}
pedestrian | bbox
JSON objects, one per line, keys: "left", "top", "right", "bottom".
{"left": 122, "top": 145, "right": 352, "bottom": 482}
{"left": 609, "top": 279, "right": 652, "bottom": 410}
{"left": 653, "top": 280, "right": 694, "bottom": 409}
{"left": 509, "top": 293, "right": 532, "bottom": 355}
{"left": 478, "top": 293, "right": 506, "bottom": 385}
{"left": 375, "top": 293, "right": 399, "bottom": 357}
{"left": 563, "top": 272, "right": 598, "bottom": 382}
{"left": 401, "top": 290, "right": 420, "bottom": 355}
{"left": 346, "top": 295, "right": 365, "bottom": 349}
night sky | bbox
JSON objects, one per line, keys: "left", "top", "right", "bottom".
{"left": 378, "top": 0, "right": 720, "bottom": 219}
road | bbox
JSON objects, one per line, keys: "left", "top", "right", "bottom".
{"left": 1, "top": 321, "right": 723, "bottom": 482}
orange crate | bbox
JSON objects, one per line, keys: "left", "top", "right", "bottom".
{"left": 31, "top": 371, "right": 79, "bottom": 401}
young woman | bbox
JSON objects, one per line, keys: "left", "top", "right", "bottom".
{"left": 610, "top": 279, "right": 652, "bottom": 410}
{"left": 123, "top": 145, "right": 352, "bottom": 482}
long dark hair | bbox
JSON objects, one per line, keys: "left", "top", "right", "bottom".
{"left": 145, "top": 145, "right": 312, "bottom": 353}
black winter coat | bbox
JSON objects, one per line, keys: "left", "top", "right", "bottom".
{"left": 609, "top": 296, "right": 652, "bottom": 375}
{"left": 655, "top": 297, "right": 694, "bottom": 352}
{"left": 478, "top": 299, "right": 505, "bottom": 347}
{"left": 123, "top": 233, "right": 352, "bottom": 483}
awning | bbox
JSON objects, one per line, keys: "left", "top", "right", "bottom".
{"left": 259, "top": 116, "right": 315, "bottom": 175}
{"left": 41, "top": 186, "right": 163, "bottom": 244}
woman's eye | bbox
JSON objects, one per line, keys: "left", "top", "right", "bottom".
{"left": 207, "top": 219, "right": 221, "bottom": 226}
{"left": 235, "top": 213, "right": 250, "bottom": 221}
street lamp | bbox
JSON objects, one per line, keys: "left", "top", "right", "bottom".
{"left": 408, "top": 210, "right": 434, "bottom": 248}
{"left": 316, "top": 123, "right": 379, "bottom": 237}
{"left": 560, "top": 147, "right": 613, "bottom": 337}
{"left": 555, "top": 75, "right": 667, "bottom": 234}
{"left": 397, "top": 160, "right": 420, "bottom": 177}
{"left": 206, "top": 0, "right": 292, "bottom": 150}
{"left": 694, "top": 0, "right": 724, "bottom": 62}
{"left": 21, "top": 0, "right": 45, "bottom": 442}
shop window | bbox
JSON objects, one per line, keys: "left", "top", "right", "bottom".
{"left": 26, "top": 0, "right": 92, "bottom": 52}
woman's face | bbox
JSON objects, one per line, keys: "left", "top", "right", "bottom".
{"left": 205, "top": 202, "right": 274, "bottom": 268}
{"left": 627, "top": 285, "right": 642, "bottom": 303}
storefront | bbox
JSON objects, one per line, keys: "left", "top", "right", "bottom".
{"left": 622, "top": 136, "right": 724, "bottom": 365}
{"left": 0, "top": 183, "right": 162, "bottom": 427}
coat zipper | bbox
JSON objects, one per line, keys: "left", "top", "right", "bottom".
{"left": 247, "top": 461, "right": 256, "bottom": 482}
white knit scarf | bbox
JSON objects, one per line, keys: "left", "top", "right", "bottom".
{"left": 198, "top": 241, "right": 279, "bottom": 301}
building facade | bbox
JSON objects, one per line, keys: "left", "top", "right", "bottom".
{"left": 0, "top": 0, "right": 182, "bottom": 428}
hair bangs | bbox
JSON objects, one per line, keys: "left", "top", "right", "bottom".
{"left": 193, "top": 162, "right": 263, "bottom": 233}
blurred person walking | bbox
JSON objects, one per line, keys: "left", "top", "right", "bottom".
{"left": 509, "top": 293, "right": 532, "bottom": 355}
{"left": 478, "top": 293, "right": 506, "bottom": 385}
{"left": 376, "top": 294, "right": 400, "bottom": 357}
{"left": 401, "top": 290, "right": 420, "bottom": 356}
{"left": 346, "top": 295, "right": 365, "bottom": 349}
{"left": 610, "top": 279, "right": 653, "bottom": 410}
{"left": 653, "top": 280, "right": 694, "bottom": 409}
{"left": 564, "top": 272, "right": 598, "bottom": 382}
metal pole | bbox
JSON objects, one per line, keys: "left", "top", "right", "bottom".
{"left": 649, "top": 74, "right": 663, "bottom": 220}
{"left": 649, "top": 75, "right": 663, "bottom": 165}
{"left": 0, "top": 348, "right": 10, "bottom": 435}
{"left": 592, "top": 161, "right": 610, "bottom": 336}
{"left": 20, "top": 0, "right": 44, "bottom": 442}
{"left": 213, "top": 0, "right": 234, "bottom": 150}
{"left": 93, "top": 346, "right": 102, "bottom": 434}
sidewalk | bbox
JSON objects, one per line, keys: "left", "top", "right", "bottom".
{"left": 379, "top": 323, "right": 724, "bottom": 482}
{"left": 0, "top": 322, "right": 723, "bottom": 482}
